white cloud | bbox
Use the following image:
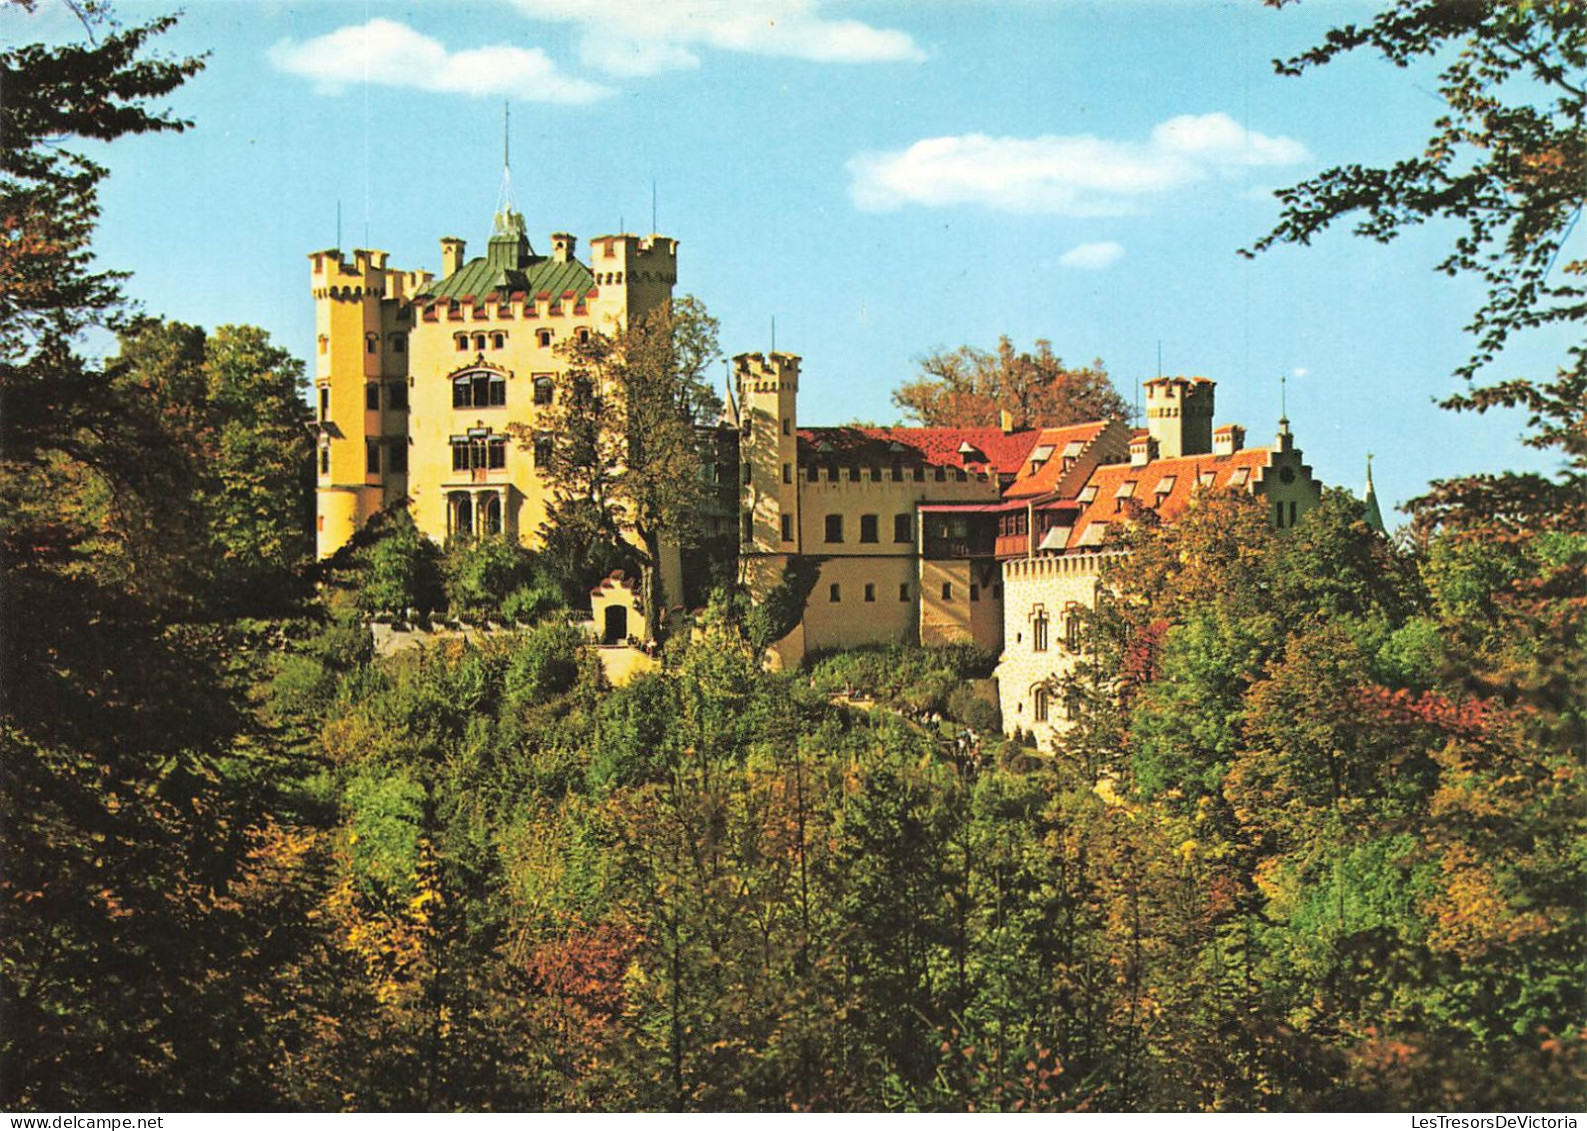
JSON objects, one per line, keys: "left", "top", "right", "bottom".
{"left": 849, "top": 113, "right": 1309, "bottom": 215}
{"left": 268, "top": 18, "right": 613, "bottom": 102}
{"left": 1060, "top": 241, "right": 1125, "bottom": 270}
{"left": 513, "top": 0, "right": 925, "bottom": 76}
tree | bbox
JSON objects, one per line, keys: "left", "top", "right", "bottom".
{"left": 892, "top": 337, "right": 1127, "bottom": 429}
{"left": 517, "top": 296, "right": 722, "bottom": 634}
{"left": 1245, "top": 1, "right": 1586, "bottom": 516}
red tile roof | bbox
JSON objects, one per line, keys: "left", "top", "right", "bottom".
{"left": 1002, "top": 420, "right": 1112, "bottom": 499}
{"left": 797, "top": 425, "right": 1039, "bottom": 474}
{"left": 1062, "top": 446, "right": 1277, "bottom": 551}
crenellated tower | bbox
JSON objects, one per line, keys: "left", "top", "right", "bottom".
{"left": 1144, "top": 375, "right": 1215, "bottom": 459}
{"left": 308, "top": 248, "right": 429, "bottom": 559}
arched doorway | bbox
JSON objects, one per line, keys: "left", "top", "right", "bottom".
{"left": 481, "top": 493, "right": 502, "bottom": 536}
{"left": 602, "top": 604, "right": 628, "bottom": 645}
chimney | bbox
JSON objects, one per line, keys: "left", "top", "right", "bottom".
{"left": 551, "top": 232, "right": 577, "bottom": 263}
{"left": 1213, "top": 424, "right": 1245, "bottom": 456}
{"left": 440, "top": 237, "right": 465, "bottom": 277}
{"left": 999, "top": 408, "right": 1015, "bottom": 433}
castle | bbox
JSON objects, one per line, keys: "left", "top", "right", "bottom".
{"left": 312, "top": 205, "right": 1323, "bottom": 746}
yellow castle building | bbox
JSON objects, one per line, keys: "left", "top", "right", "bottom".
{"left": 310, "top": 193, "right": 1322, "bottom": 743}
{"left": 730, "top": 362, "right": 1323, "bottom": 744}
{"left": 310, "top": 199, "right": 680, "bottom": 597}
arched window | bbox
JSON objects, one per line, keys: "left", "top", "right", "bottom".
{"left": 532, "top": 376, "right": 553, "bottom": 405}
{"left": 472, "top": 333, "right": 487, "bottom": 352}
{"left": 481, "top": 494, "right": 502, "bottom": 536}
{"left": 455, "top": 333, "right": 469, "bottom": 351}
{"left": 536, "top": 329, "right": 553, "bottom": 347}
{"left": 1032, "top": 685, "right": 1050, "bottom": 723}
{"left": 450, "top": 493, "right": 473, "bottom": 539}
{"left": 452, "top": 371, "right": 507, "bottom": 408}
{"left": 491, "top": 331, "right": 506, "bottom": 349}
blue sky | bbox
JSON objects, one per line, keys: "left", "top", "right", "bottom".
{"left": 13, "top": 0, "right": 1580, "bottom": 525}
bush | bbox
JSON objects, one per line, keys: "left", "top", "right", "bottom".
{"left": 443, "top": 536, "right": 532, "bottom": 620}
{"left": 501, "top": 583, "right": 564, "bottom": 625}
{"left": 504, "top": 620, "right": 585, "bottom": 705}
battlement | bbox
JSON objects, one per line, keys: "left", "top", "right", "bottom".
{"left": 1002, "top": 550, "right": 1117, "bottom": 583}
{"left": 587, "top": 234, "right": 679, "bottom": 287}
{"left": 1144, "top": 375, "right": 1215, "bottom": 458}
{"left": 734, "top": 351, "right": 801, "bottom": 397}
{"left": 309, "top": 248, "right": 424, "bottom": 302}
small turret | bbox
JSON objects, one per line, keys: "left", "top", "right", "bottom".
{"left": 1362, "top": 454, "right": 1386, "bottom": 534}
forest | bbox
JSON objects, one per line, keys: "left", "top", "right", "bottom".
{"left": 2, "top": 1, "right": 1583, "bottom": 1114}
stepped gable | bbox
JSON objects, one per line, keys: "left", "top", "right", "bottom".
{"left": 796, "top": 425, "right": 1038, "bottom": 474}
{"left": 1062, "top": 446, "right": 1277, "bottom": 551}
{"left": 1002, "top": 420, "right": 1113, "bottom": 499}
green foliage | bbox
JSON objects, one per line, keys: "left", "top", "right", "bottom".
{"left": 358, "top": 509, "right": 444, "bottom": 617}
{"left": 441, "top": 535, "right": 533, "bottom": 620}
{"left": 503, "top": 620, "right": 585, "bottom": 706}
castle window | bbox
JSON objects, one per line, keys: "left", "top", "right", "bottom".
{"left": 389, "top": 442, "right": 407, "bottom": 474}
{"left": 491, "top": 332, "right": 506, "bottom": 350}
{"left": 742, "top": 462, "right": 753, "bottom": 486}
{"left": 1274, "top": 500, "right": 1284, "bottom": 529}
{"left": 807, "top": 464, "right": 819, "bottom": 482}
{"left": 941, "top": 582, "right": 952, "bottom": 601}
{"left": 827, "top": 465, "right": 840, "bottom": 483}
{"left": 365, "top": 384, "right": 380, "bottom": 411}
{"left": 450, "top": 493, "right": 473, "bottom": 538}
{"left": 481, "top": 494, "right": 502, "bottom": 536}
{"left": 1065, "top": 687, "right": 1081, "bottom": 721}
{"left": 366, "top": 440, "right": 380, "bottom": 475}
{"left": 453, "top": 371, "right": 507, "bottom": 408}
{"left": 913, "top": 467, "right": 925, "bottom": 482}
{"left": 829, "top": 583, "right": 841, "bottom": 603}
{"left": 781, "top": 514, "right": 793, "bottom": 542}
{"left": 859, "top": 514, "right": 878, "bottom": 543}
{"left": 533, "top": 376, "right": 554, "bottom": 405}
{"left": 455, "top": 333, "right": 469, "bottom": 351}
{"left": 891, "top": 462, "right": 903, "bottom": 482}
{"left": 743, "top": 513, "right": 755, "bottom": 544}
{"left": 319, "top": 445, "right": 329, "bottom": 475}
{"left": 899, "top": 583, "right": 910, "bottom": 602}
{"left": 992, "top": 583, "right": 1002, "bottom": 600}
{"left": 387, "top": 383, "right": 407, "bottom": 411}
{"left": 894, "top": 513, "right": 912, "bottom": 543}
{"left": 1033, "top": 610, "right": 1049, "bottom": 652}
{"left": 824, "top": 514, "right": 844, "bottom": 543}
{"left": 537, "top": 329, "right": 553, "bottom": 347}
{"left": 782, "top": 417, "right": 791, "bottom": 436}
{"left": 864, "top": 583, "right": 876, "bottom": 603}
{"left": 365, "top": 334, "right": 378, "bottom": 355}
{"left": 450, "top": 435, "right": 503, "bottom": 472}
{"left": 782, "top": 463, "right": 792, "bottom": 484}
{"left": 473, "top": 333, "right": 487, "bottom": 352}
{"left": 391, "top": 333, "right": 406, "bottom": 353}
{"left": 318, "top": 387, "right": 329, "bottom": 420}
{"left": 1033, "top": 686, "right": 1050, "bottom": 723}
{"left": 869, "top": 466, "right": 881, "bottom": 482}
{"left": 531, "top": 433, "right": 552, "bottom": 468}
{"left": 848, "top": 466, "right": 860, "bottom": 482}
{"left": 970, "top": 584, "right": 980, "bottom": 602}
{"left": 576, "top": 328, "right": 591, "bottom": 345}
{"left": 317, "top": 335, "right": 328, "bottom": 355}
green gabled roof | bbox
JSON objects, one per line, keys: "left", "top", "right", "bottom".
{"left": 422, "top": 252, "right": 595, "bottom": 303}
{"left": 420, "top": 211, "right": 595, "bottom": 304}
